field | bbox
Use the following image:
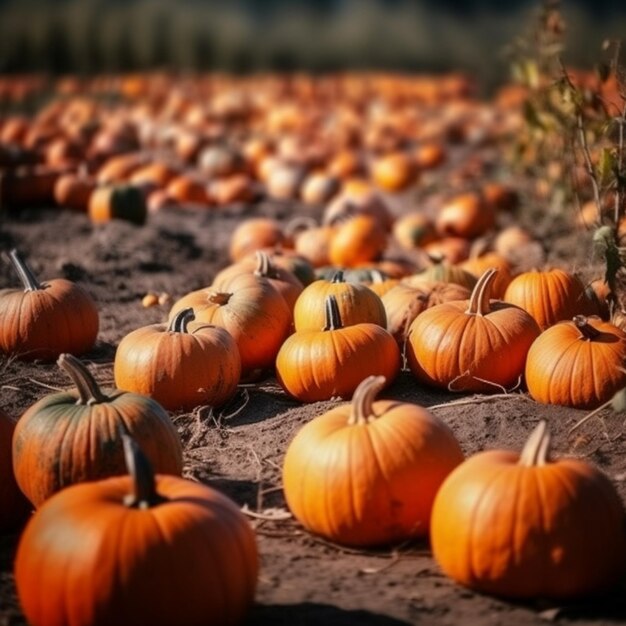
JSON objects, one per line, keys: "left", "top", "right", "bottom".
{"left": 1, "top": 70, "right": 626, "bottom": 626}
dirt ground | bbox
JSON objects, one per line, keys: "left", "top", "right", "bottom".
{"left": 1, "top": 194, "right": 626, "bottom": 626}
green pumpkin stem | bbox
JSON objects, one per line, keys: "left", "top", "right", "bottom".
{"left": 324, "top": 295, "right": 344, "bottom": 331}
{"left": 466, "top": 268, "right": 498, "bottom": 316}
{"left": 519, "top": 420, "right": 551, "bottom": 467}
{"left": 331, "top": 270, "right": 345, "bottom": 284}
{"left": 57, "top": 353, "right": 108, "bottom": 405}
{"left": 168, "top": 308, "right": 195, "bottom": 333}
{"left": 122, "top": 434, "right": 167, "bottom": 509}
{"left": 348, "top": 376, "right": 386, "bottom": 425}
{"left": 574, "top": 315, "right": 601, "bottom": 340}
{"left": 8, "top": 249, "right": 41, "bottom": 292}
{"left": 254, "top": 251, "right": 277, "bottom": 279}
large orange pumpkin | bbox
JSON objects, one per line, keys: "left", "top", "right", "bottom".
{"left": 283, "top": 375, "right": 464, "bottom": 546}
{"left": 114, "top": 308, "right": 241, "bottom": 411}
{"left": 525, "top": 316, "right": 626, "bottom": 409}
{"left": 0, "top": 249, "right": 99, "bottom": 361}
{"left": 407, "top": 268, "right": 540, "bottom": 392}
{"left": 15, "top": 436, "right": 258, "bottom": 626}
{"left": 431, "top": 420, "right": 626, "bottom": 599}
{"left": 276, "top": 295, "right": 400, "bottom": 402}
{"left": 13, "top": 354, "right": 182, "bottom": 507}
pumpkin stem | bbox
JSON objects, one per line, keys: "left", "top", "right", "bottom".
{"left": 208, "top": 291, "right": 231, "bottom": 306}
{"left": 168, "top": 308, "right": 195, "bottom": 333}
{"left": 574, "top": 315, "right": 601, "bottom": 340}
{"left": 8, "top": 249, "right": 41, "bottom": 291}
{"left": 348, "top": 376, "right": 386, "bottom": 425}
{"left": 121, "top": 434, "right": 167, "bottom": 509}
{"left": 323, "top": 295, "right": 344, "bottom": 331}
{"left": 57, "top": 353, "right": 108, "bottom": 405}
{"left": 465, "top": 268, "right": 498, "bottom": 316}
{"left": 370, "top": 269, "right": 386, "bottom": 284}
{"left": 426, "top": 252, "right": 445, "bottom": 265}
{"left": 254, "top": 251, "right": 277, "bottom": 279}
{"left": 331, "top": 270, "right": 345, "bottom": 284}
{"left": 519, "top": 420, "right": 551, "bottom": 467}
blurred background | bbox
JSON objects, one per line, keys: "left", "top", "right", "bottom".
{"left": 0, "top": 0, "right": 623, "bottom": 88}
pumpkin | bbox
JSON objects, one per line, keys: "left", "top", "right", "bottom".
{"left": 323, "top": 189, "right": 393, "bottom": 231}
{"left": 382, "top": 281, "right": 471, "bottom": 344}
{"left": 114, "top": 308, "right": 241, "bottom": 411}
{"left": 414, "top": 142, "right": 446, "bottom": 169}
{"left": 431, "top": 420, "right": 626, "bottom": 599}
{"left": 404, "top": 255, "right": 476, "bottom": 290}
{"left": 362, "top": 270, "right": 400, "bottom": 298}
{"left": 166, "top": 174, "right": 212, "bottom": 206}
{"left": 392, "top": 212, "right": 438, "bottom": 250}
{"left": 407, "top": 268, "right": 540, "bottom": 392}
{"left": 283, "top": 375, "right": 464, "bottom": 546}
{"left": 370, "top": 151, "right": 418, "bottom": 192}
{"left": 0, "top": 249, "right": 99, "bottom": 361}
{"left": 503, "top": 268, "right": 597, "bottom": 331}
{"left": 422, "top": 236, "right": 471, "bottom": 264}
{"left": 435, "top": 192, "right": 496, "bottom": 239}
{"left": 229, "top": 218, "right": 287, "bottom": 263}
{"left": 129, "top": 161, "right": 179, "bottom": 188}
{"left": 53, "top": 172, "right": 96, "bottom": 211}
{"left": 300, "top": 171, "right": 340, "bottom": 204}
{"left": 328, "top": 214, "right": 387, "bottom": 267}
{"left": 13, "top": 354, "right": 182, "bottom": 507}
{"left": 0, "top": 409, "right": 31, "bottom": 532}
{"left": 294, "top": 270, "right": 386, "bottom": 331}
{"left": 525, "top": 316, "right": 626, "bottom": 409}
{"left": 276, "top": 295, "right": 400, "bottom": 402}
{"left": 293, "top": 223, "right": 336, "bottom": 268}
{"left": 15, "top": 435, "right": 258, "bottom": 626}
{"left": 210, "top": 174, "right": 257, "bottom": 205}
{"left": 96, "top": 152, "right": 146, "bottom": 184}
{"left": 88, "top": 184, "right": 147, "bottom": 225}
{"left": 170, "top": 273, "right": 291, "bottom": 374}
{"left": 460, "top": 252, "right": 513, "bottom": 299}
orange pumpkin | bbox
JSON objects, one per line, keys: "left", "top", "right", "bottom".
{"left": 436, "top": 192, "right": 496, "bottom": 239}
{"left": 370, "top": 151, "right": 418, "bottom": 192}
{"left": 300, "top": 171, "right": 340, "bottom": 204}
{"left": 503, "top": 268, "right": 597, "bottom": 331}
{"left": 404, "top": 255, "right": 477, "bottom": 290}
{"left": 460, "top": 252, "right": 513, "bottom": 299}
{"left": 323, "top": 188, "right": 393, "bottom": 231}
{"left": 88, "top": 185, "right": 147, "bottom": 225}
{"left": 0, "top": 249, "right": 99, "bottom": 361}
{"left": 283, "top": 375, "right": 464, "bottom": 546}
{"left": 328, "top": 214, "right": 387, "bottom": 267}
{"left": 15, "top": 436, "right": 258, "bottom": 626}
{"left": 277, "top": 295, "right": 400, "bottom": 402}
{"left": 392, "top": 212, "right": 438, "bottom": 250}
{"left": 431, "top": 420, "right": 626, "bottom": 598}
{"left": 53, "top": 172, "right": 96, "bottom": 212}
{"left": 407, "top": 269, "right": 540, "bottom": 392}
{"left": 166, "top": 174, "right": 211, "bottom": 206}
{"left": 13, "top": 354, "right": 183, "bottom": 507}
{"left": 422, "top": 236, "right": 471, "bottom": 264}
{"left": 293, "top": 270, "right": 386, "bottom": 331}
{"left": 170, "top": 274, "right": 291, "bottom": 374}
{"left": 525, "top": 316, "right": 626, "bottom": 409}
{"left": 114, "top": 308, "right": 241, "bottom": 411}
{"left": 0, "top": 409, "right": 31, "bottom": 532}
{"left": 229, "top": 218, "right": 287, "bottom": 263}
{"left": 293, "top": 223, "right": 336, "bottom": 268}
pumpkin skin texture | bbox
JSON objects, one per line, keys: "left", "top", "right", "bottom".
{"left": 431, "top": 421, "right": 626, "bottom": 599}
{"left": 525, "top": 316, "right": 626, "bottom": 409}
{"left": 293, "top": 270, "right": 386, "bottom": 331}
{"left": 276, "top": 295, "right": 400, "bottom": 402}
{"left": 329, "top": 214, "right": 387, "bottom": 268}
{"left": 13, "top": 354, "right": 182, "bottom": 507}
{"left": 114, "top": 309, "right": 241, "bottom": 411}
{"left": 503, "top": 268, "right": 597, "bottom": 331}
{"left": 0, "top": 250, "right": 99, "bottom": 361}
{"left": 283, "top": 376, "right": 464, "bottom": 547}
{"left": 407, "top": 269, "right": 540, "bottom": 392}
{"left": 436, "top": 192, "right": 496, "bottom": 239}
{"left": 0, "top": 410, "right": 31, "bottom": 532}
{"left": 15, "top": 436, "right": 258, "bottom": 626}
{"left": 460, "top": 252, "right": 512, "bottom": 299}
{"left": 170, "top": 273, "right": 291, "bottom": 374}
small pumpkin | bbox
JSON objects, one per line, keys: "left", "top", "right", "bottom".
{"left": 294, "top": 270, "right": 386, "bottom": 331}
{"left": 431, "top": 420, "right": 626, "bottom": 599}
{"left": 276, "top": 295, "right": 400, "bottom": 402}
{"left": 370, "top": 151, "right": 418, "bottom": 192}
{"left": 15, "top": 435, "right": 258, "bottom": 626}
{"left": 404, "top": 254, "right": 476, "bottom": 290}
{"left": 0, "top": 409, "right": 31, "bottom": 533}
{"left": 88, "top": 184, "right": 147, "bottom": 225}
{"left": 328, "top": 214, "right": 387, "bottom": 268}
{"left": 114, "top": 308, "right": 241, "bottom": 411}
{"left": 229, "top": 218, "right": 287, "bottom": 263}
{"left": 0, "top": 249, "right": 99, "bottom": 361}
{"left": 300, "top": 171, "right": 340, "bottom": 204}
{"left": 393, "top": 212, "right": 438, "bottom": 250}
{"left": 283, "top": 375, "right": 464, "bottom": 546}
{"left": 53, "top": 172, "right": 96, "bottom": 212}
{"left": 407, "top": 268, "right": 540, "bottom": 392}
{"left": 460, "top": 251, "right": 513, "bottom": 299}
{"left": 435, "top": 192, "right": 496, "bottom": 239}
{"left": 13, "top": 354, "right": 183, "bottom": 507}
{"left": 525, "top": 316, "right": 626, "bottom": 409}
{"left": 422, "top": 236, "right": 471, "bottom": 264}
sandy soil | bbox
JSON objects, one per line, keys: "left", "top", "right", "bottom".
{"left": 1, "top": 200, "right": 626, "bottom": 626}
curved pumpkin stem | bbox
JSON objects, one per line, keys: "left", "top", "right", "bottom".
{"left": 57, "top": 353, "right": 108, "bottom": 405}
{"left": 519, "top": 420, "right": 551, "bottom": 467}
{"left": 168, "top": 308, "right": 195, "bottom": 333}
{"left": 574, "top": 315, "right": 601, "bottom": 340}
{"left": 465, "top": 268, "right": 498, "bottom": 316}
{"left": 8, "top": 249, "right": 41, "bottom": 292}
{"left": 331, "top": 270, "right": 345, "bottom": 284}
{"left": 348, "top": 376, "right": 386, "bottom": 425}
{"left": 324, "top": 295, "right": 344, "bottom": 331}
{"left": 122, "top": 434, "right": 167, "bottom": 509}
{"left": 208, "top": 291, "right": 231, "bottom": 306}
{"left": 254, "top": 251, "right": 278, "bottom": 279}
